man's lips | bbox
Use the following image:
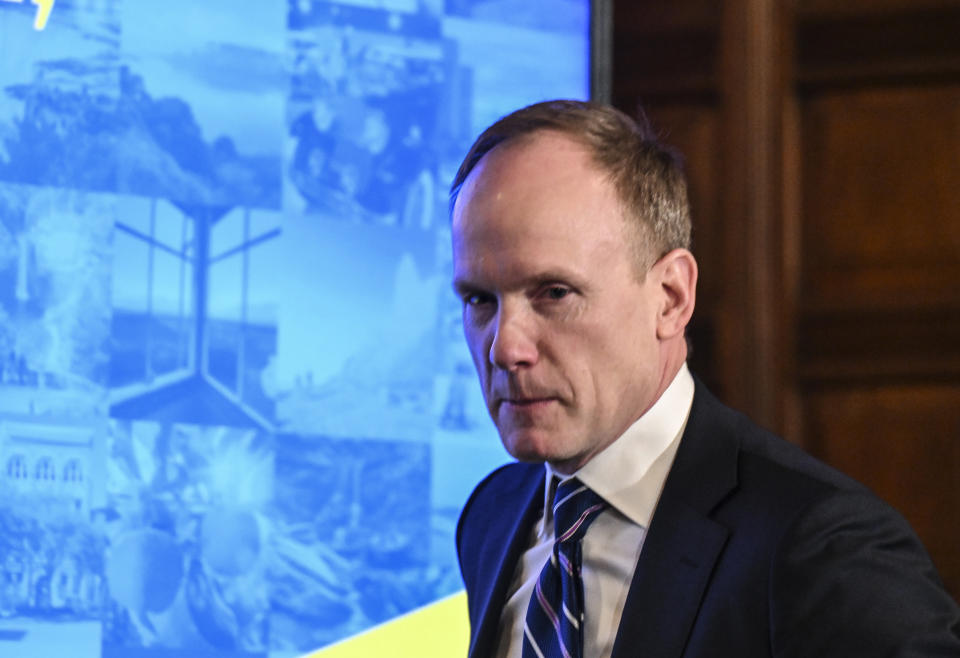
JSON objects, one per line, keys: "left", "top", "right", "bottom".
{"left": 499, "top": 397, "right": 558, "bottom": 408}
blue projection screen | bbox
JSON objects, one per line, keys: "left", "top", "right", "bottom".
{"left": 0, "top": 1, "right": 591, "bottom": 656}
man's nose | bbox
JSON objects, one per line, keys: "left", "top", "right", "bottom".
{"left": 489, "top": 307, "right": 538, "bottom": 370}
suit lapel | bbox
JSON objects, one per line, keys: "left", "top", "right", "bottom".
{"left": 468, "top": 467, "right": 545, "bottom": 658}
{"left": 611, "top": 498, "right": 729, "bottom": 657}
{"left": 611, "top": 380, "right": 741, "bottom": 658}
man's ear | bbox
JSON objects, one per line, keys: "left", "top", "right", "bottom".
{"left": 653, "top": 248, "right": 697, "bottom": 340}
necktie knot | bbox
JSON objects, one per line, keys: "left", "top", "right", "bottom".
{"left": 552, "top": 478, "right": 607, "bottom": 545}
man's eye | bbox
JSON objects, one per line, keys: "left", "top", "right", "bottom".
{"left": 464, "top": 292, "right": 493, "bottom": 306}
{"left": 545, "top": 286, "right": 570, "bottom": 300}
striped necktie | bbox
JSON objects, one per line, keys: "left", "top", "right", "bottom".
{"left": 522, "top": 477, "right": 608, "bottom": 658}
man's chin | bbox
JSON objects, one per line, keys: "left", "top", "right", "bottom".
{"left": 500, "top": 430, "right": 569, "bottom": 465}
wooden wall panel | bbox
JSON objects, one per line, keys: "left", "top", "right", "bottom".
{"left": 793, "top": 6, "right": 960, "bottom": 596}
{"left": 796, "top": 2, "right": 960, "bottom": 87}
{"left": 797, "top": 308, "right": 960, "bottom": 383}
{"left": 613, "top": 0, "right": 960, "bottom": 597}
{"left": 800, "top": 87, "right": 960, "bottom": 312}
{"left": 612, "top": 0, "right": 720, "bottom": 100}
{"left": 804, "top": 385, "right": 960, "bottom": 592}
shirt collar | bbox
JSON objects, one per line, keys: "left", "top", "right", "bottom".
{"left": 544, "top": 363, "right": 695, "bottom": 529}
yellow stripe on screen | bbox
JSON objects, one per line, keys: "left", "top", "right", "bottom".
{"left": 302, "top": 591, "right": 469, "bottom": 658}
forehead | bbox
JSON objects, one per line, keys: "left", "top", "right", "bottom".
{"left": 459, "top": 131, "right": 599, "bottom": 200}
{"left": 453, "top": 131, "right": 623, "bottom": 232}
{"left": 451, "top": 131, "right": 631, "bottom": 283}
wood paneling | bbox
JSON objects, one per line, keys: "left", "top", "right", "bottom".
{"left": 796, "top": 3, "right": 960, "bottom": 87}
{"left": 716, "top": 0, "right": 786, "bottom": 427}
{"left": 798, "top": 308, "right": 960, "bottom": 383}
{"left": 798, "top": 0, "right": 960, "bottom": 14}
{"left": 800, "top": 87, "right": 960, "bottom": 311}
{"left": 612, "top": 3, "right": 720, "bottom": 102}
{"left": 792, "top": 44, "right": 960, "bottom": 598}
{"left": 613, "top": 0, "right": 960, "bottom": 596}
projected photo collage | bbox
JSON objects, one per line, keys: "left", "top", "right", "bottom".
{"left": 0, "top": 0, "right": 589, "bottom": 656}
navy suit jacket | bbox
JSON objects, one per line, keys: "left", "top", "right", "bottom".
{"left": 457, "top": 380, "right": 960, "bottom": 657}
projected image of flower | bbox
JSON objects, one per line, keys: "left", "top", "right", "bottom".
{"left": 103, "top": 420, "right": 273, "bottom": 655}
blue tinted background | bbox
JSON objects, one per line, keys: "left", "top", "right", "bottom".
{"left": 0, "top": 0, "right": 589, "bottom": 655}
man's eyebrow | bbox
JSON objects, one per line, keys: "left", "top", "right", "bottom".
{"left": 452, "top": 277, "right": 479, "bottom": 295}
{"left": 517, "top": 269, "right": 587, "bottom": 292}
{"left": 526, "top": 270, "right": 580, "bottom": 285}
{"left": 453, "top": 270, "right": 584, "bottom": 295}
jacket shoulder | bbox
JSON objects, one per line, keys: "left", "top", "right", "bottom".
{"left": 456, "top": 461, "right": 542, "bottom": 558}
{"left": 682, "top": 379, "right": 960, "bottom": 654}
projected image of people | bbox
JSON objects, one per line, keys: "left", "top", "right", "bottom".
{"left": 286, "top": 3, "right": 444, "bottom": 229}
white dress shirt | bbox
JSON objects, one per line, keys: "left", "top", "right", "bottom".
{"left": 493, "top": 364, "right": 696, "bottom": 658}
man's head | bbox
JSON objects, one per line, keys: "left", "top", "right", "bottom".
{"left": 451, "top": 100, "right": 698, "bottom": 474}
{"left": 450, "top": 99, "right": 691, "bottom": 274}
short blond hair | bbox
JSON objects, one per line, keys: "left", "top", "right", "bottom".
{"left": 450, "top": 100, "right": 691, "bottom": 269}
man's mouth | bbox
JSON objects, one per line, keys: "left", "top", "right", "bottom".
{"left": 501, "top": 397, "right": 556, "bottom": 408}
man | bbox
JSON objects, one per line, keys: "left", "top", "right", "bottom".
{"left": 451, "top": 100, "right": 960, "bottom": 657}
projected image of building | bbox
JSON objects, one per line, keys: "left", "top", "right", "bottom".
{"left": 109, "top": 199, "right": 280, "bottom": 431}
